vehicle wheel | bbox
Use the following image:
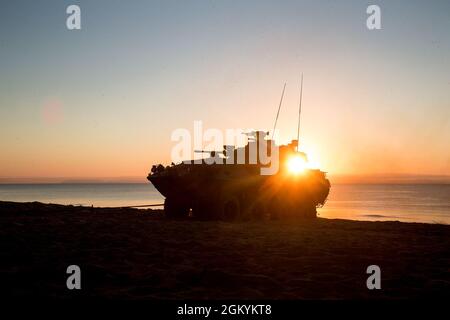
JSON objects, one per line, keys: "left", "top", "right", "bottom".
{"left": 291, "top": 201, "right": 317, "bottom": 219}
{"left": 192, "top": 199, "right": 216, "bottom": 220}
{"left": 245, "top": 200, "right": 267, "bottom": 220}
{"left": 303, "top": 203, "right": 317, "bottom": 219}
{"left": 219, "top": 196, "right": 240, "bottom": 221}
{"left": 267, "top": 196, "right": 283, "bottom": 220}
{"left": 164, "top": 197, "right": 189, "bottom": 219}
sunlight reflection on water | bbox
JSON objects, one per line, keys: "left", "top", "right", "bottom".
{"left": 0, "top": 183, "right": 449, "bottom": 224}
{"left": 318, "top": 184, "right": 450, "bottom": 224}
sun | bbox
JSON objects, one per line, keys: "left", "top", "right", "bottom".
{"left": 286, "top": 155, "right": 307, "bottom": 174}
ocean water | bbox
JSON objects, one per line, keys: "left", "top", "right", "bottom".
{"left": 0, "top": 184, "right": 164, "bottom": 208}
{"left": 0, "top": 183, "right": 449, "bottom": 224}
{"left": 319, "top": 184, "right": 450, "bottom": 224}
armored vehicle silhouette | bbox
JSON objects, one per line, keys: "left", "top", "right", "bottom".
{"left": 148, "top": 79, "right": 330, "bottom": 220}
{"left": 148, "top": 131, "right": 330, "bottom": 220}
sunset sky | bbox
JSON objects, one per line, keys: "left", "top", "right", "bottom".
{"left": 1, "top": 0, "right": 449, "bottom": 182}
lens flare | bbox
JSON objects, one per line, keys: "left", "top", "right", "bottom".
{"left": 287, "top": 155, "right": 307, "bottom": 174}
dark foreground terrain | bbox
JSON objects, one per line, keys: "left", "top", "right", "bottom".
{"left": 0, "top": 201, "right": 449, "bottom": 299}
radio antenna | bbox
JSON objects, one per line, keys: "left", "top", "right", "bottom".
{"left": 296, "top": 73, "right": 303, "bottom": 151}
{"left": 272, "top": 82, "right": 286, "bottom": 140}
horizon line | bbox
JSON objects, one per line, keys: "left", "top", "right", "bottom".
{"left": 1, "top": 173, "right": 450, "bottom": 184}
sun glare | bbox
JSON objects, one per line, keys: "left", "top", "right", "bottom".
{"left": 287, "top": 155, "right": 307, "bottom": 174}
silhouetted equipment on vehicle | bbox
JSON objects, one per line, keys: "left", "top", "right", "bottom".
{"left": 148, "top": 135, "right": 330, "bottom": 220}
{"left": 148, "top": 79, "right": 330, "bottom": 220}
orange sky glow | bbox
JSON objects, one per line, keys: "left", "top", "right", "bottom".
{"left": 1, "top": 1, "right": 449, "bottom": 183}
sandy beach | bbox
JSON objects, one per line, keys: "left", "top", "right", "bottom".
{"left": 0, "top": 200, "right": 449, "bottom": 299}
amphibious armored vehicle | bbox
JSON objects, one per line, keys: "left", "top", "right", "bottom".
{"left": 148, "top": 131, "right": 330, "bottom": 220}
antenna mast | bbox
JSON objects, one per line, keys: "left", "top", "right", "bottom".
{"left": 272, "top": 82, "right": 287, "bottom": 140}
{"left": 296, "top": 73, "right": 303, "bottom": 151}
